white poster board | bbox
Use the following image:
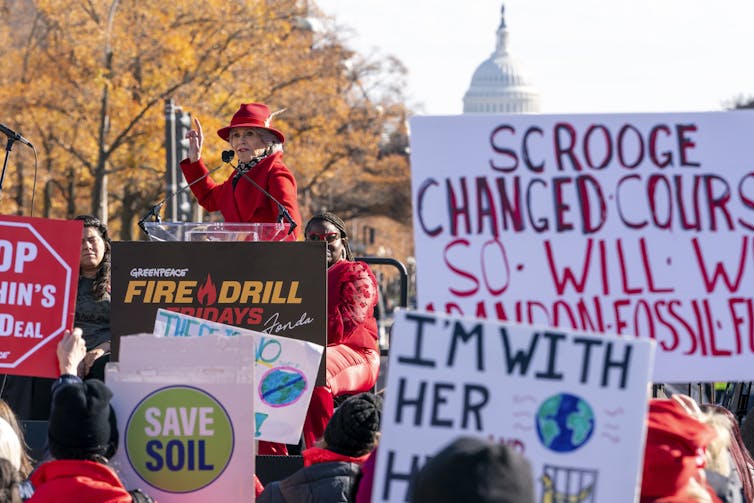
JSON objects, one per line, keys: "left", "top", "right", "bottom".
{"left": 372, "top": 309, "right": 654, "bottom": 503}
{"left": 410, "top": 110, "right": 754, "bottom": 381}
{"left": 108, "top": 334, "right": 255, "bottom": 502}
{"left": 152, "top": 308, "right": 323, "bottom": 444}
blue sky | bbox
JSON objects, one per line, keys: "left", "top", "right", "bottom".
{"left": 316, "top": 0, "right": 754, "bottom": 115}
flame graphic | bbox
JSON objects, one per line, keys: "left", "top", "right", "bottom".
{"left": 197, "top": 274, "right": 217, "bottom": 305}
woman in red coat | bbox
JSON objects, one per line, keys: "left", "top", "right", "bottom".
{"left": 180, "top": 102, "right": 302, "bottom": 240}
{"left": 302, "top": 212, "right": 381, "bottom": 448}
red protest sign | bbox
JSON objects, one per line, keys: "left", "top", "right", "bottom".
{"left": 0, "top": 215, "right": 81, "bottom": 378}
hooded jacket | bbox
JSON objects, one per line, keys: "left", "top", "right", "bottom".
{"left": 28, "top": 459, "right": 133, "bottom": 503}
{"left": 257, "top": 447, "right": 370, "bottom": 503}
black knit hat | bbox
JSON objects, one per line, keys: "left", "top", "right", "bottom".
{"left": 47, "top": 379, "right": 118, "bottom": 459}
{"left": 324, "top": 392, "right": 382, "bottom": 457}
{"left": 410, "top": 436, "right": 535, "bottom": 503}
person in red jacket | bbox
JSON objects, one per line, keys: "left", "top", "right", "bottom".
{"left": 258, "top": 392, "right": 381, "bottom": 503}
{"left": 180, "top": 102, "right": 302, "bottom": 240}
{"left": 27, "top": 329, "right": 154, "bottom": 503}
{"left": 301, "top": 213, "right": 381, "bottom": 448}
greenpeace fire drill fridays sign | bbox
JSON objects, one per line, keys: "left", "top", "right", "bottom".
{"left": 411, "top": 111, "right": 754, "bottom": 381}
{"left": 0, "top": 215, "right": 81, "bottom": 378}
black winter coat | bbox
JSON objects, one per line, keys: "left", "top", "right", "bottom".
{"left": 257, "top": 461, "right": 362, "bottom": 503}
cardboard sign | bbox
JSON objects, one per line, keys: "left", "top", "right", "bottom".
{"left": 410, "top": 110, "right": 754, "bottom": 381}
{"left": 111, "top": 241, "right": 327, "bottom": 384}
{"left": 0, "top": 215, "right": 81, "bottom": 378}
{"left": 372, "top": 309, "right": 654, "bottom": 503}
{"left": 153, "top": 308, "right": 323, "bottom": 443}
{"left": 109, "top": 333, "right": 255, "bottom": 502}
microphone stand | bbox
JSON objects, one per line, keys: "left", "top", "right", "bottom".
{"left": 0, "top": 136, "right": 17, "bottom": 196}
{"left": 238, "top": 170, "right": 298, "bottom": 237}
{"left": 234, "top": 150, "right": 298, "bottom": 236}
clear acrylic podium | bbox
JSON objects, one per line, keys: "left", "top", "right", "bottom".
{"left": 142, "top": 221, "right": 292, "bottom": 242}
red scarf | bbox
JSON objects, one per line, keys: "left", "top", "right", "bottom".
{"left": 302, "top": 446, "right": 371, "bottom": 467}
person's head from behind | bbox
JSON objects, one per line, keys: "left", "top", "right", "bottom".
{"left": 0, "top": 418, "right": 21, "bottom": 475}
{"left": 305, "top": 212, "right": 353, "bottom": 268}
{"left": 410, "top": 436, "right": 534, "bottom": 503}
{"left": 75, "top": 215, "right": 111, "bottom": 288}
{"left": 0, "top": 401, "right": 31, "bottom": 479}
{"left": 322, "top": 392, "right": 381, "bottom": 457}
{"left": 47, "top": 379, "right": 118, "bottom": 463}
{"left": 641, "top": 398, "right": 719, "bottom": 502}
{"left": 217, "top": 103, "right": 284, "bottom": 163}
{"left": 700, "top": 403, "right": 754, "bottom": 503}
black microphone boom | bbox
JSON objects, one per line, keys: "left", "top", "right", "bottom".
{"left": 138, "top": 154, "right": 231, "bottom": 236}
{"left": 235, "top": 158, "right": 298, "bottom": 236}
{"left": 232, "top": 146, "right": 297, "bottom": 235}
{"left": 0, "top": 123, "right": 34, "bottom": 148}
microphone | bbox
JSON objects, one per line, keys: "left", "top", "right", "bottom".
{"left": 0, "top": 123, "right": 34, "bottom": 148}
{"left": 233, "top": 147, "right": 298, "bottom": 236}
{"left": 138, "top": 153, "right": 232, "bottom": 235}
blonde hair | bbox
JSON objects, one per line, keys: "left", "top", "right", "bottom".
{"left": 0, "top": 401, "right": 33, "bottom": 478}
{"left": 0, "top": 418, "right": 21, "bottom": 472}
{"left": 701, "top": 410, "right": 733, "bottom": 476}
{"left": 683, "top": 476, "right": 716, "bottom": 502}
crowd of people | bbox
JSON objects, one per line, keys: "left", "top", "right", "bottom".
{"left": 3, "top": 101, "right": 754, "bottom": 502}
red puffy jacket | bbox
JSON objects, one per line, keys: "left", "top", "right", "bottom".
{"left": 28, "top": 459, "right": 134, "bottom": 503}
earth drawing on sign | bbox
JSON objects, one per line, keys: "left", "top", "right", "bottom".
{"left": 535, "top": 393, "right": 595, "bottom": 453}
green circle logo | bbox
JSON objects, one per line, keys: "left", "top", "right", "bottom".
{"left": 125, "top": 386, "right": 234, "bottom": 493}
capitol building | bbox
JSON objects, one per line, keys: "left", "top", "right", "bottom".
{"left": 463, "top": 4, "right": 540, "bottom": 114}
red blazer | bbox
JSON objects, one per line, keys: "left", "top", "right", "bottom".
{"left": 180, "top": 151, "right": 302, "bottom": 240}
{"left": 327, "top": 259, "right": 379, "bottom": 351}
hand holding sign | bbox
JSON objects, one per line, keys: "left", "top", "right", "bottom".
{"left": 0, "top": 215, "right": 81, "bottom": 378}
{"left": 56, "top": 328, "right": 86, "bottom": 376}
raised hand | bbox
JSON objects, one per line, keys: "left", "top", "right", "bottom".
{"left": 57, "top": 327, "right": 87, "bottom": 377}
{"left": 187, "top": 116, "right": 204, "bottom": 163}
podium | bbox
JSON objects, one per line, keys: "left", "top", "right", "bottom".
{"left": 113, "top": 222, "right": 327, "bottom": 378}
{"left": 142, "top": 221, "right": 292, "bottom": 242}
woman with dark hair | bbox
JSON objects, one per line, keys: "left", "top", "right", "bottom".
{"left": 301, "top": 212, "right": 381, "bottom": 448}
{"left": 180, "top": 103, "right": 302, "bottom": 239}
{"left": 73, "top": 215, "right": 112, "bottom": 380}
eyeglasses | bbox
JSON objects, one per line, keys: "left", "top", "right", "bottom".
{"left": 307, "top": 232, "right": 340, "bottom": 243}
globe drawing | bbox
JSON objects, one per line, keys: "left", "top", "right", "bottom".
{"left": 535, "top": 393, "right": 595, "bottom": 453}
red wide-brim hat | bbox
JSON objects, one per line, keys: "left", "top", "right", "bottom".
{"left": 217, "top": 103, "right": 285, "bottom": 143}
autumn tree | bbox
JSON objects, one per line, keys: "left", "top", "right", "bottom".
{"left": 0, "top": 0, "right": 412, "bottom": 240}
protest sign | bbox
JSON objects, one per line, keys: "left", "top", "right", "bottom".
{"left": 0, "top": 215, "right": 80, "bottom": 378}
{"left": 153, "top": 308, "right": 323, "bottom": 443}
{"left": 111, "top": 240, "right": 327, "bottom": 383}
{"left": 109, "top": 333, "right": 255, "bottom": 502}
{"left": 410, "top": 110, "right": 754, "bottom": 381}
{"left": 372, "top": 309, "right": 654, "bottom": 503}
